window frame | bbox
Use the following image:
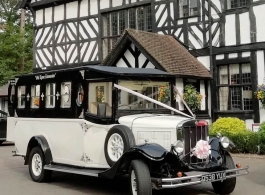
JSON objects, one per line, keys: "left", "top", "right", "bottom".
{"left": 17, "top": 85, "right": 26, "bottom": 109}
{"left": 217, "top": 63, "right": 253, "bottom": 111}
{"left": 226, "top": 0, "right": 250, "bottom": 10}
{"left": 178, "top": 0, "right": 199, "bottom": 19}
{"left": 45, "top": 83, "right": 56, "bottom": 109}
{"left": 60, "top": 82, "right": 72, "bottom": 108}
{"left": 101, "top": 4, "right": 152, "bottom": 58}
{"left": 30, "top": 84, "right": 41, "bottom": 109}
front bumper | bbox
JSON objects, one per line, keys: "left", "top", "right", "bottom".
{"left": 160, "top": 166, "right": 249, "bottom": 189}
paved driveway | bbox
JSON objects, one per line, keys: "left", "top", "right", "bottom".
{"left": 1, "top": 143, "right": 265, "bottom": 195}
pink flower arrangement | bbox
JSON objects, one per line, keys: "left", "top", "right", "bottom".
{"left": 191, "top": 140, "right": 211, "bottom": 159}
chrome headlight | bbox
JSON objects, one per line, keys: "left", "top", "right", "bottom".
{"left": 173, "top": 140, "right": 184, "bottom": 154}
{"left": 220, "top": 136, "right": 230, "bottom": 148}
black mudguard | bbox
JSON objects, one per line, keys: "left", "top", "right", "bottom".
{"left": 99, "top": 143, "right": 169, "bottom": 179}
{"left": 24, "top": 135, "right": 53, "bottom": 165}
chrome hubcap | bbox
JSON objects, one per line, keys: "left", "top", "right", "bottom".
{"left": 32, "top": 153, "right": 42, "bottom": 177}
{"left": 107, "top": 133, "right": 124, "bottom": 162}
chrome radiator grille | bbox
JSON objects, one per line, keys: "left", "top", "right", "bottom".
{"left": 183, "top": 125, "right": 209, "bottom": 164}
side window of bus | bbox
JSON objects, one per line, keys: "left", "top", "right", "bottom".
{"left": 17, "top": 86, "right": 26, "bottom": 108}
{"left": 61, "top": 82, "right": 71, "bottom": 108}
{"left": 31, "top": 85, "right": 40, "bottom": 108}
{"left": 88, "top": 82, "right": 112, "bottom": 117}
{"left": 45, "top": 83, "right": 56, "bottom": 108}
{"left": 76, "top": 84, "right": 84, "bottom": 106}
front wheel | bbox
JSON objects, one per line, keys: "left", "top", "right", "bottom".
{"left": 212, "top": 153, "right": 236, "bottom": 194}
{"left": 28, "top": 146, "right": 52, "bottom": 182}
{"left": 129, "top": 160, "right": 152, "bottom": 195}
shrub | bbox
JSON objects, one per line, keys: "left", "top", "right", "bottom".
{"left": 210, "top": 117, "right": 247, "bottom": 136}
{"left": 258, "top": 121, "right": 265, "bottom": 144}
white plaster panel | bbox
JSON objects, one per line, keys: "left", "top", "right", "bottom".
{"left": 174, "top": 28, "right": 182, "bottom": 37}
{"left": 67, "top": 44, "right": 78, "bottom": 64}
{"left": 211, "top": 8, "right": 219, "bottom": 19}
{"left": 67, "top": 22, "right": 77, "bottom": 41}
{"left": 112, "top": 0, "right": 123, "bottom": 7}
{"left": 239, "top": 12, "right": 250, "bottom": 44}
{"left": 188, "top": 32, "right": 201, "bottom": 49}
{"left": 188, "top": 17, "right": 198, "bottom": 23}
{"left": 225, "top": 14, "right": 236, "bottom": 46}
{"left": 90, "top": 0, "right": 98, "bottom": 15}
{"left": 197, "top": 56, "right": 210, "bottom": 70}
{"left": 254, "top": 5, "right": 265, "bottom": 42}
{"left": 116, "top": 58, "right": 128, "bottom": 68}
{"left": 200, "top": 80, "right": 206, "bottom": 110}
{"left": 211, "top": 0, "right": 221, "bottom": 12}
{"left": 179, "top": 34, "right": 184, "bottom": 43}
{"left": 242, "top": 52, "right": 251, "bottom": 57}
{"left": 90, "top": 18, "right": 98, "bottom": 35}
{"left": 170, "top": 2, "right": 174, "bottom": 20}
{"left": 54, "top": 4, "right": 64, "bottom": 22}
{"left": 216, "top": 54, "right": 224, "bottom": 60}
{"left": 80, "top": 0, "right": 89, "bottom": 17}
{"left": 228, "top": 53, "right": 238, "bottom": 58}
{"left": 138, "top": 53, "right": 147, "bottom": 68}
{"left": 36, "top": 54, "right": 43, "bottom": 68}
{"left": 212, "top": 29, "right": 220, "bottom": 47}
{"left": 146, "top": 62, "right": 155, "bottom": 69}
{"left": 55, "top": 24, "right": 65, "bottom": 43}
{"left": 66, "top": 2, "right": 78, "bottom": 19}
{"left": 157, "top": 4, "right": 168, "bottom": 27}
{"left": 55, "top": 47, "right": 63, "bottom": 65}
{"left": 124, "top": 48, "right": 135, "bottom": 68}
{"left": 131, "top": 0, "right": 137, "bottom": 3}
{"left": 175, "top": 78, "right": 184, "bottom": 110}
{"left": 92, "top": 44, "right": 98, "bottom": 61}
{"left": 178, "top": 20, "right": 183, "bottom": 25}
{"left": 191, "top": 26, "right": 203, "bottom": 43}
{"left": 45, "top": 8, "right": 53, "bottom": 24}
{"left": 37, "top": 49, "right": 49, "bottom": 67}
{"left": 100, "top": 0, "right": 109, "bottom": 9}
{"left": 35, "top": 10, "right": 43, "bottom": 26}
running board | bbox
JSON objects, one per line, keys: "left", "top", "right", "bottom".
{"left": 44, "top": 164, "right": 105, "bottom": 177}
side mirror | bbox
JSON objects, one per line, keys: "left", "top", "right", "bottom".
{"left": 97, "top": 103, "right": 106, "bottom": 118}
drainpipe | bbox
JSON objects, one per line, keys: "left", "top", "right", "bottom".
{"left": 208, "top": 0, "right": 214, "bottom": 121}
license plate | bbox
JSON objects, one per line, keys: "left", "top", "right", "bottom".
{"left": 200, "top": 172, "right": 226, "bottom": 182}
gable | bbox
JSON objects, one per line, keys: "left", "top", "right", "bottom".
{"left": 115, "top": 43, "right": 155, "bottom": 69}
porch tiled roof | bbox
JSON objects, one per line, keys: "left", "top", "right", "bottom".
{"left": 103, "top": 29, "right": 211, "bottom": 79}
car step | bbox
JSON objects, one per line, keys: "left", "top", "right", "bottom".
{"left": 44, "top": 164, "right": 105, "bottom": 177}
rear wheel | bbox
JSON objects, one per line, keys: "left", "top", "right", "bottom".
{"left": 212, "top": 153, "right": 236, "bottom": 194}
{"left": 129, "top": 160, "right": 152, "bottom": 195}
{"left": 28, "top": 146, "right": 52, "bottom": 182}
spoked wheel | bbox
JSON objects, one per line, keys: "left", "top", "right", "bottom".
{"left": 129, "top": 160, "right": 152, "bottom": 195}
{"left": 29, "top": 146, "right": 52, "bottom": 182}
{"left": 104, "top": 125, "right": 135, "bottom": 167}
{"left": 212, "top": 153, "right": 236, "bottom": 194}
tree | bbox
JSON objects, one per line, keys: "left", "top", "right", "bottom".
{"left": 0, "top": 0, "right": 33, "bottom": 86}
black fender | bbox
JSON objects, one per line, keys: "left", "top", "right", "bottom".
{"left": 99, "top": 143, "right": 170, "bottom": 179}
{"left": 24, "top": 135, "right": 53, "bottom": 165}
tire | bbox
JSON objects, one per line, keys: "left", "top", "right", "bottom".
{"left": 104, "top": 125, "right": 135, "bottom": 167}
{"left": 28, "top": 146, "right": 52, "bottom": 182}
{"left": 129, "top": 160, "right": 152, "bottom": 195}
{"left": 212, "top": 153, "right": 236, "bottom": 194}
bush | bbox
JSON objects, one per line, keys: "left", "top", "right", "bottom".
{"left": 258, "top": 121, "right": 265, "bottom": 144}
{"left": 210, "top": 117, "right": 247, "bottom": 136}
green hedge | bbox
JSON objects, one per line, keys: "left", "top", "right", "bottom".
{"left": 209, "top": 119, "right": 265, "bottom": 154}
